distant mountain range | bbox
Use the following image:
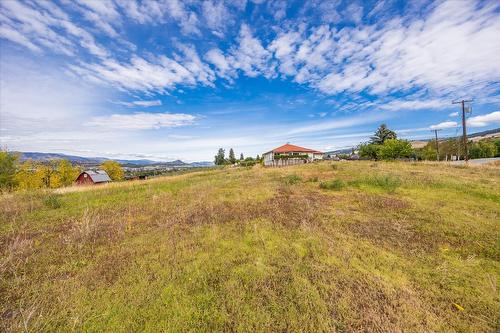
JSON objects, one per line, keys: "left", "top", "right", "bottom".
{"left": 16, "top": 152, "right": 213, "bottom": 167}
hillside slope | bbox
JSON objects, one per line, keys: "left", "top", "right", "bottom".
{"left": 1, "top": 161, "right": 499, "bottom": 332}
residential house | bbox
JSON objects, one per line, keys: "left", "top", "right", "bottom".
{"left": 262, "top": 143, "right": 323, "bottom": 167}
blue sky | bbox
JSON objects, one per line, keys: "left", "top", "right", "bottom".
{"left": 0, "top": 0, "right": 499, "bottom": 161}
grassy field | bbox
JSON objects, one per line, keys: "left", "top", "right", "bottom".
{"left": 1, "top": 161, "right": 499, "bottom": 332}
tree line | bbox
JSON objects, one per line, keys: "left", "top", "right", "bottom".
{"left": 358, "top": 124, "right": 500, "bottom": 161}
{"left": 214, "top": 148, "right": 262, "bottom": 166}
{"left": 0, "top": 151, "right": 124, "bottom": 191}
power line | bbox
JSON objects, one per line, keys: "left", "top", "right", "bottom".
{"left": 452, "top": 99, "right": 473, "bottom": 162}
{"left": 431, "top": 129, "right": 442, "bottom": 161}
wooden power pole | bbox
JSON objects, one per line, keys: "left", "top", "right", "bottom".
{"left": 452, "top": 99, "right": 473, "bottom": 162}
{"left": 431, "top": 129, "right": 441, "bottom": 161}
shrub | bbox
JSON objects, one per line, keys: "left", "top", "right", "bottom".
{"left": 359, "top": 143, "right": 381, "bottom": 160}
{"left": 331, "top": 164, "right": 338, "bottom": 170}
{"left": 377, "top": 139, "right": 413, "bottom": 160}
{"left": 43, "top": 194, "right": 62, "bottom": 209}
{"left": 319, "top": 179, "right": 345, "bottom": 190}
{"left": 283, "top": 174, "right": 302, "bottom": 185}
{"left": 240, "top": 160, "right": 256, "bottom": 167}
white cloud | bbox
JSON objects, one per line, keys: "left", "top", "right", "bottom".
{"left": 86, "top": 112, "right": 196, "bottom": 130}
{"left": 69, "top": 51, "right": 213, "bottom": 92}
{"left": 429, "top": 121, "right": 458, "bottom": 130}
{"left": 467, "top": 111, "right": 500, "bottom": 127}
{"left": 205, "top": 48, "right": 234, "bottom": 78}
{"left": 115, "top": 100, "right": 162, "bottom": 107}
{"left": 286, "top": 112, "right": 387, "bottom": 136}
{"left": 381, "top": 99, "right": 448, "bottom": 111}
{"left": 202, "top": 1, "right": 230, "bottom": 35}
{"left": 449, "top": 112, "right": 459, "bottom": 117}
{"left": 0, "top": 0, "right": 108, "bottom": 57}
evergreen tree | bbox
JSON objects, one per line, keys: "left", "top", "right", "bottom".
{"left": 370, "top": 124, "right": 397, "bottom": 144}
{"left": 214, "top": 148, "right": 225, "bottom": 165}
{"left": 240, "top": 153, "right": 244, "bottom": 160}
{"left": 0, "top": 151, "right": 18, "bottom": 190}
{"left": 228, "top": 148, "right": 236, "bottom": 164}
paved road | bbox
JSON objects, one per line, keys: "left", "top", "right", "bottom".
{"left": 449, "top": 157, "right": 500, "bottom": 165}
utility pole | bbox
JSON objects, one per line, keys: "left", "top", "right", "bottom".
{"left": 452, "top": 99, "right": 473, "bottom": 162}
{"left": 431, "top": 129, "right": 441, "bottom": 161}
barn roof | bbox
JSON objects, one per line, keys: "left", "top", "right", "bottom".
{"left": 84, "top": 170, "right": 112, "bottom": 183}
{"left": 265, "top": 143, "right": 323, "bottom": 154}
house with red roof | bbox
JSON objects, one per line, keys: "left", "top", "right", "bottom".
{"left": 262, "top": 143, "right": 324, "bottom": 167}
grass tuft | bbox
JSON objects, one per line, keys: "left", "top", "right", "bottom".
{"left": 354, "top": 174, "right": 402, "bottom": 193}
{"left": 283, "top": 174, "right": 302, "bottom": 185}
{"left": 319, "top": 179, "right": 345, "bottom": 190}
{"left": 42, "top": 194, "right": 62, "bottom": 209}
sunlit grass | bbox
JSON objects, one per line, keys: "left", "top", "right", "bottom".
{"left": 1, "top": 161, "right": 499, "bottom": 332}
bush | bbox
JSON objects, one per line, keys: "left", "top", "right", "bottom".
{"left": 43, "top": 194, "right": 62, "bottom": 209}
{"left": 359, "top": 143, "right": 381, "bottom": 160}
{"left": 283, "top": 174, "right": 302, "bottom": 185}
{"left": 377, "top": 139, "right": 413, "bottom": 160}
{"left": 319, "top": 179, "right": 345, "bottom": 190}
{"left": 469, "top": 141, "right": 496, "bottom": 159}
{"left": 239, "top": 160, "right": 256, "bottom": 167}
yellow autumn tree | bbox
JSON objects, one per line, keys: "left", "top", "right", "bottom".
{"left": 57, "top": 159, "right": 79, "bottom": 186}
{"left": 15, "top": 159, "right": 44, "bottom": 190}
{"left": 100, "top": 160, "right": 124, "bottom": 181}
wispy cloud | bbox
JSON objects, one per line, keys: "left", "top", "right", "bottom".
{"left": 467, "top": 111, "right": 500, "bottom": 127}
{"left": 86, "top": 112, "right": 196, "bottom": 130}
{"left": 114, "top": 100, "right": 162, "bottom": 107}
{"left": 381, "top": 99, "right": 448, "bottom": 111}
{"left": 429, "top": 121, "right": 458, "bottom": 130}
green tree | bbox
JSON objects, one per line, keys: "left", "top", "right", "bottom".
{"left": 240, "top": 153, "right": 244, "bottom": 161}
{"left": 493, "top": 138, "right": 500, "bottom": 157}
{"left": 418, "top": 146, "right": 438, "bottom": 161}
{"left": 228, "top": 148, "right": 236, "bottom": 164}
{"left": 469, "top": 141, "right": 496, "bottom": 159}
{"left": 214, "top": 148, "right": 225, "bottom": 165}
{"left": 371, "top": 124, "right": 397, "bottom": 144}
{"left": 100, "top": 160, "right": 124, "bottom": 181}
{"left": 358, "top": 143, "right": 381, "bottom": 160}
{"left": 0, "top": 151, "right": 18, "bottom": 191}
{"left": 378, "top": 139, "right": 413, "bottom": 160}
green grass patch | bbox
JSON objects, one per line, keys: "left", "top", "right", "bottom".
{"left": 283, "top": 174, "right": 302, "bottom": 185}
{"left": 353, "top": 174, "right": 402, "bottom": 193}
{"left": 319, "top": 179, "right": 345, "bottom": 190}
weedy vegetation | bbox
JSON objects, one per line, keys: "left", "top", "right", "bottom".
{"left": 1, "top": 161, "right": 499, "bottom": 332}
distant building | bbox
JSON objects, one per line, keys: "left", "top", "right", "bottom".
{"left": 75, "top": 170, "right": 112, "bottom": 185}
{"left": 263, "top": 143, "right": 324, "bottom": 167}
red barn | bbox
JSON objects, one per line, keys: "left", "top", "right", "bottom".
{"left": 75, "top": 170, "right": 112, "bottom": 185}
